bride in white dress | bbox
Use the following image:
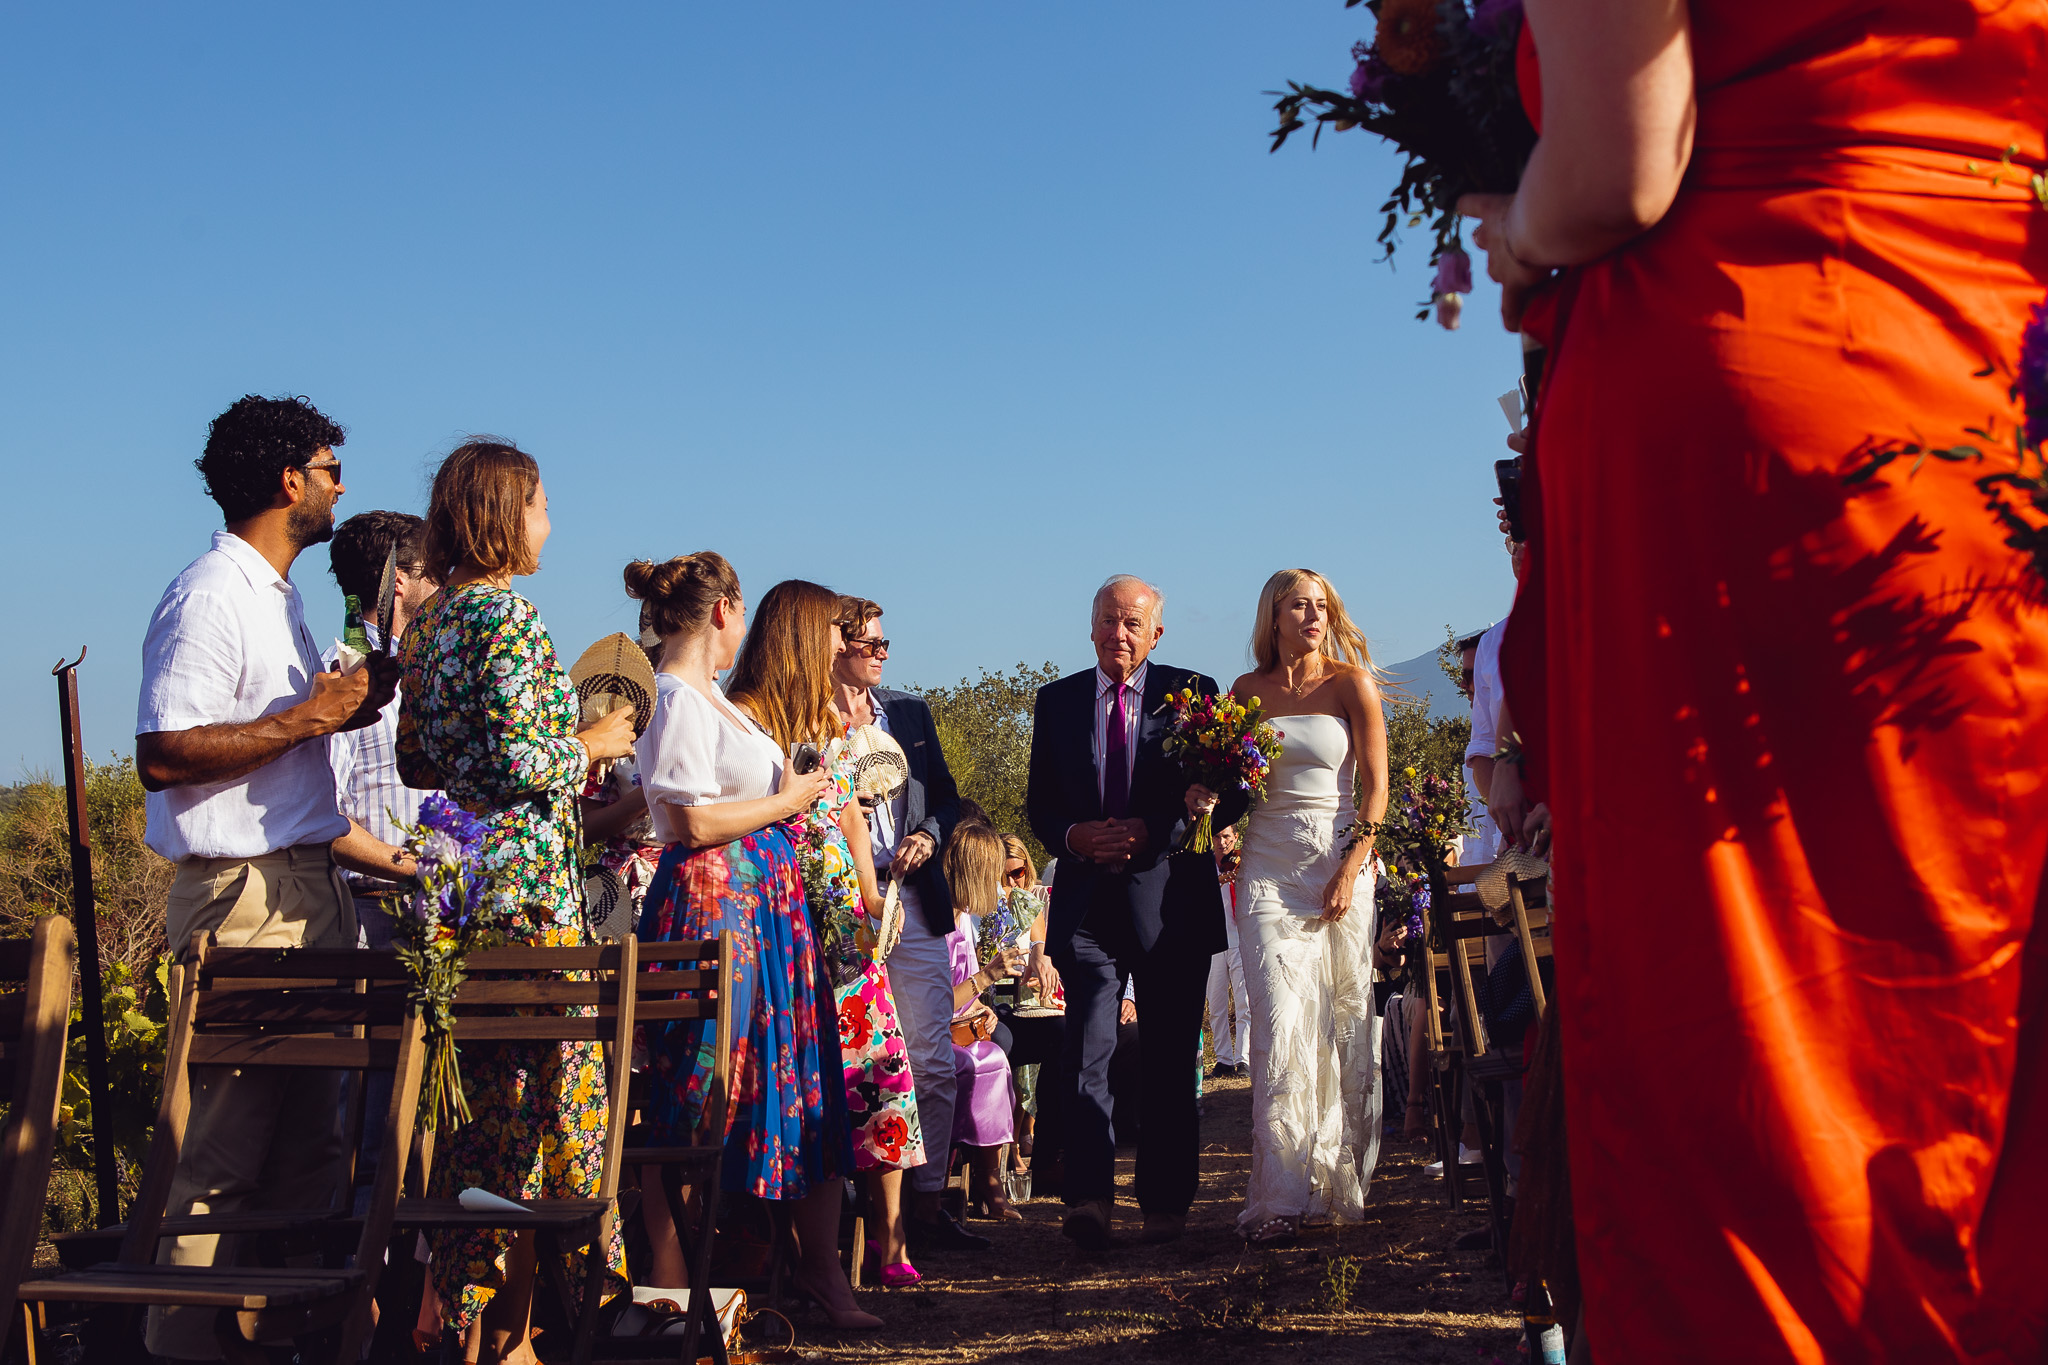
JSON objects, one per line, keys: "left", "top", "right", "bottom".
{"left": 1229, "top": 568, "right": 1390, "bottom": 1244}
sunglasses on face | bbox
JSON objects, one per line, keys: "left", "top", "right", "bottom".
{"left": 301, "top": 459, "right": 342, "bottom": 484}
{"left": 1003, "top": 865, "right": 1028, "bottom": 883}
{"left": 846, "top": 638, "right": 891, "bottom": 658}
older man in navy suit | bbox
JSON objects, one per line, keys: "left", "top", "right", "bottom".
{"left": 1026, "top": 574, "right": 1250, "bottom": 1248}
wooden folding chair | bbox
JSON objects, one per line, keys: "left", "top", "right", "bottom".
{"left": 394, "top": 938, "right": 637, "bottom": 1365}
{"left": 605, "top": 932, "right": 738, "bottom": 1365}
{"left": 21, "top": 934, "right": 426, "bottom": 1365}
{"left": 1425, "top": 861, "right": 1551, "bottom": 1272}
{"left": 1, "top": 915, "right": 77, "bottom": 1351}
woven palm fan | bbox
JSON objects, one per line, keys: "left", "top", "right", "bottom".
{"left": 582, "top": 864, "right": 636, "bottom": 943}
{"left": 847, "top": 724, "right": 911, "bottom": 960}
{"left": 569, "top": 632, "right": 658, "bottom": 736}
{"left": 846, "top": 724, "right": 910, "bottom": 803}
{"left": 1476, "top": 847, "right": 1549, "bottom": 920}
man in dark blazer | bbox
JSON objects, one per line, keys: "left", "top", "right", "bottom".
{"left": 1027, "top": 574, "right": 1251, "bottom": 1248}
{"left": 831, "top": 596, "right": 989, "bottom": 1250}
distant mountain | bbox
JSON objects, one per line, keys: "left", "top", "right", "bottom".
{"left": 1378, "top": 629, "right": 1495, "bottom": 719}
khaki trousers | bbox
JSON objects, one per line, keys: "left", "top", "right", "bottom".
{"left": 146, "top": 845, "right": 357, "bottom": 1361}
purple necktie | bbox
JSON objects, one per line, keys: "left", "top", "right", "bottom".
{"left": 1103, "top": 681, "right": 1130, "bottom": 819}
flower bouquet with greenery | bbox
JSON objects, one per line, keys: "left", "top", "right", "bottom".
{"left": 1160, "top": 689, "right": 1283, "bottom": 854}
{"left": 391, "top": 795, "right": 512, "bottom": 1129}
{"left": 1270, "top": 0, "right": 1537, "bottom": 325}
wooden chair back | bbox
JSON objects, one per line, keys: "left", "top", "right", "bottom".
{"left": 626, "top": 933, "right": 737, "bottom": 1146}
{"left": 439, "top": 939, "right": 639, "bottom": 1201}
{"left": 76, "top": 933, "right": 427, "bottom": 1361}
{"left": 0, "top": 916, "right": 77, "bottom": 1331}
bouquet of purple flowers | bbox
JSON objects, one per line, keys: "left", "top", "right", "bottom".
{"left": 1270, "top": 0, "right": 1537, "bottom": 326}
{"left": 390, "top": 794, "right": 513, "bottom": 1129}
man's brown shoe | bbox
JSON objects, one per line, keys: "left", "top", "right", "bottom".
{"left": 1139, "top": 1213, "right": 1186, "bottom": 1244}
{"left": 1061, "top": 1198, "right": 1112, "bottom": 1251}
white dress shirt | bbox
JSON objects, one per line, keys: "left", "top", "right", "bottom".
{"left": 860, "top": 690, "right": 929, "bottom": 930}
{"left": 136, "top": 531, "right": 349, "bottom": 862}
{"left": 324, "top": 624, "right": 432, "bottom": 892}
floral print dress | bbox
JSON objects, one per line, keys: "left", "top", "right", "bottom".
{"left": 802, "top": 737, "right": 926, "bottom": 1172}
{"left": 396, "top": 582, "right": 625, "bottom": 1336}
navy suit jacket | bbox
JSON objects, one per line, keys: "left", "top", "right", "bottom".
{"left": 1025, "top": 664, "right": 1250, "bottom": 962}
{"left": 872, "top": 687, "right": 963, "bottom": 937}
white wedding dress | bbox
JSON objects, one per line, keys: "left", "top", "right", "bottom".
{"left": 1234, "top": 712, "right": 1383, "bottom": 1233}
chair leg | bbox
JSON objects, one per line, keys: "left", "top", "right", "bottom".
{"left": 210, "top": 1309, "right": 270, "bottom": 1365}
{"left": 567, "top": 1210, "right": 615, "bottom": 1365}
{"left": 675, "top": 1178, "right": 724, "bottom": 1365}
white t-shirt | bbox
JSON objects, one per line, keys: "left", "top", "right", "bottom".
{"left": 136, "top": 531, "right": 350, "bottom": 862}
{"left": 636, "top": 672, "right": 786, "bottom": 845}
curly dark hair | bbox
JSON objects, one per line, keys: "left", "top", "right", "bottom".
{"left": 195, "top": 395, "right": 347, "bottom": 521}
{"left": 328, "top": 510, "right": 426, "bottom": 606}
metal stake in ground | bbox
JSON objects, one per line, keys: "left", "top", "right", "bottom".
{"left": 53, "top": 647, "right": 117, "bottom": 1225}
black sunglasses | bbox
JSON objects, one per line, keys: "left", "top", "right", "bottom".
{"left": 301, "top": 459, "right": 342, "bottom": 483}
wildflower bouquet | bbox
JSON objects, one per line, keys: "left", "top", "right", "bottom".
{"left": 1354, "top": 765, "right": 1473, "bottom": 875}
{"left": 1159, "top": 689, "right": 1283, "bottom": 854}
{"left": 1270, "top": 0, "right": 1537, "bottom": 325}
{"left": 390, "top": 795, "right": 513, "bottom": 1129}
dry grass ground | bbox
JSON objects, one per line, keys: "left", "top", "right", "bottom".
{"left": 776, "top": 1071, "right": 1524, "bottom": 1364}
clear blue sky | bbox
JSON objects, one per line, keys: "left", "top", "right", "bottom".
{"left": 0, "top": 2, "right": 1518, "bottom": 780}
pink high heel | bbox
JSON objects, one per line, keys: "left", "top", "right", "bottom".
{"left": 864, "top": 1239, "right": 923, "bottom": 1288}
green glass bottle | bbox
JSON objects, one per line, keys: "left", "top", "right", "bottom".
{"left": 342, "top": 595, "right": 371, "bottom": 654}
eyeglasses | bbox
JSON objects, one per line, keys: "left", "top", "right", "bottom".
{"left": 301, "top": 459, "right": 342, "bottom": 483}
{"left": 847, "top": 638, "right": 891, "bottom": 658}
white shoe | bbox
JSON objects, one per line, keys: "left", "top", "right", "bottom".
{"left": 1422, "top": 1145, "right": 1485, "bottom": 1179}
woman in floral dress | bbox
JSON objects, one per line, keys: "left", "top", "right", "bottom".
{"left": 790, "top": 622, "right": 927, "bottom": 1285}
{"left": 397, "top": 441, "right": 638, "bottom": 1365}
{"left": 626, "top": 559, "right": 878, "bottom": 1329}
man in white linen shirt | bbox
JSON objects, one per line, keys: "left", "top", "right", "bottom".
{"left": 135, "top": 394, "right": 395, "bottom": 1361}
{"left": 828, "top": 595, "right": 991, "bottom": 1253}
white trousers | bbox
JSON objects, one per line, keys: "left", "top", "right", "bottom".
{"left": 886, "top": 904, "right": 959, "bottom": 1194}
{"left": 1204, "top": 911, "right": 1249, "bottom": 1066}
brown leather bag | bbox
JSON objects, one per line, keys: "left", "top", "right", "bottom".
{"left": 950, "top": 1012, "right": 996, "bottom": 1047}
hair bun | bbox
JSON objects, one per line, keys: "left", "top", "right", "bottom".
{"left": 624, "top": 552, "right": 741, "bottom": 640}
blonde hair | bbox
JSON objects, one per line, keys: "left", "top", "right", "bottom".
{"left": 942, "top": 823, "right": 1006, "bottom": 918}
{"left": 1000, "top": 834, "right": 1038, "bottom": 889}
{"left": 1250, "top": 569, "right": 1377, "bottom": 674}
{"left": 726, "top": 579, "right": 843, "bottom": 750}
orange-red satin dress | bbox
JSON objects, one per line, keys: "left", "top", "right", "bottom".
{"left": 1511, "top": 1, "right": 2048, "bottom": 1359}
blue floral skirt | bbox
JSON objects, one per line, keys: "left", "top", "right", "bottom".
{"left": 640, "top": 825, "right": 851, "bottom": 1198}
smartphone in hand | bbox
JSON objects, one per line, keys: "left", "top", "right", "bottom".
{"left": 1496, "top": 458, "right": 1526, "bottom": 544}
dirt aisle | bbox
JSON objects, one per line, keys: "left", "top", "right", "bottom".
{"left": 787, "top": 1071, "right": 1526, "bottom": 1363}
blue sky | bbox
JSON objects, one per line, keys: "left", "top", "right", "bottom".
{"left": 0, "top": 2, "right": 1517, "bottom": 780}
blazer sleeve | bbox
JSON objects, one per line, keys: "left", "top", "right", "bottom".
{"left": 910, "top": 697, "right": 962, "bottom": 848}
{"left": 1026, "top": 682, "right": 1072, "bottom": 857}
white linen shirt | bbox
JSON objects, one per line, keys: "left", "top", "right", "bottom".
{"left": 324, "top": 624, "right": 433, "bottom": 892}
{"left": 635, "top": 672, "right": 785, "bottom": 845}
{"left": 136, "top": 531, "right": 349, "bottom": 862}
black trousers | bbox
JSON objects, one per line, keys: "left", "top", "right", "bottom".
{"left": 1051, "top": 917, "right": 1207, "bottom": 1216}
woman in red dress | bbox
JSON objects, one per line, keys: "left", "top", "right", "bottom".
{"left": 1462, "top": 0, "right": 2048, "bottom": 1358}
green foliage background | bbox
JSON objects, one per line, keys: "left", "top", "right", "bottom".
{"left": 2, "top": 756, "right": 174, "bottom": 1228}
{"left": 913, "top": 661, "right": 1061, "bottom": 868}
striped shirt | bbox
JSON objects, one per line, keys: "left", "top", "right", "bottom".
{"left": 1091, "top": 661, "right": 1147, "bottom": 803}
{"left": 324, "top": 624, "right": 434, "bottom": 893}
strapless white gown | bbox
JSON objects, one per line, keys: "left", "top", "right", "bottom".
{"left": 1234, "top": 712, "right": 1383, "bottom": 1232}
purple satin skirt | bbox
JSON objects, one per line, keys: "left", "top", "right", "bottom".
{"left": 951, "top": 1039, "right": 1015, "bottom": 1147}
